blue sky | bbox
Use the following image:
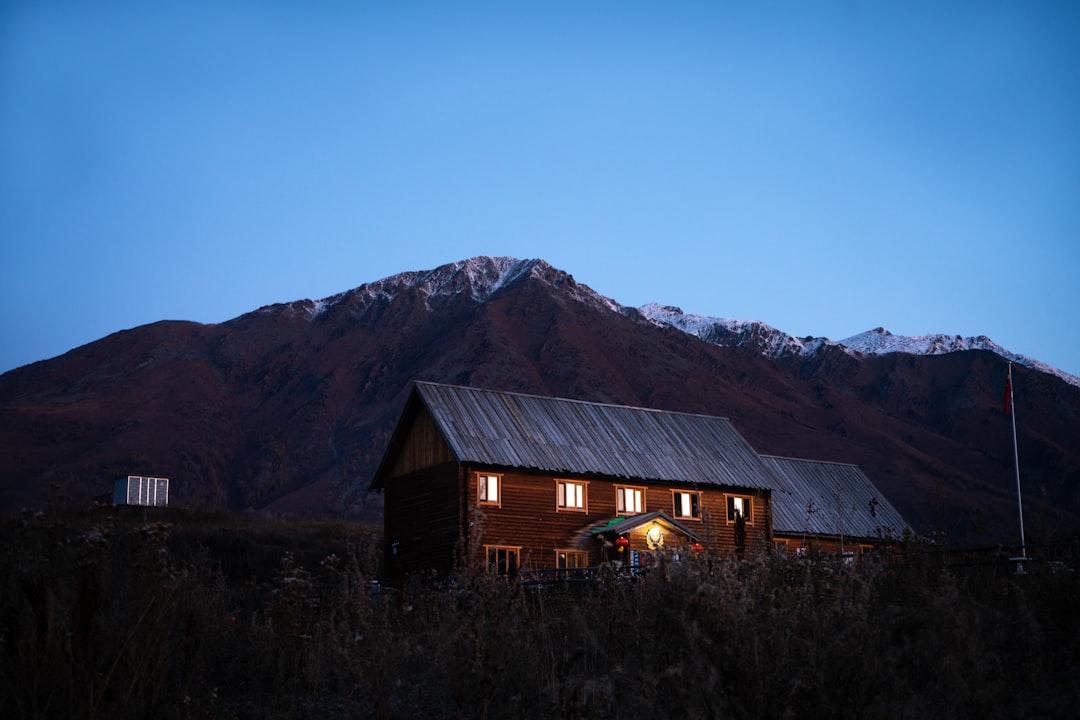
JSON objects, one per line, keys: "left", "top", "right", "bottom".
{"left": 2, "top": 1, "right": 1078, "bottom": 377}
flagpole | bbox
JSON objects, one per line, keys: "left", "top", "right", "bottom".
{"left": 1007, "top": 362, "right": 1027, "bottom": 559}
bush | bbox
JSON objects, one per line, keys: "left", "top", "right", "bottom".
{"left": 1, "top": 509, "right": 1076, "bottom": 718}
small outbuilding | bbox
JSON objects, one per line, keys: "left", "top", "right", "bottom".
{"left": 114, "top": 475, "right": 169, "bottom": 507}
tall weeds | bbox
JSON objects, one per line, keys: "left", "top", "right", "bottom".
{"left": 1, "top": 509, "right": 1076, "bottom": 718}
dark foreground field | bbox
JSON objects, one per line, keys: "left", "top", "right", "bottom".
{"left": 1, "top": 508, "right": 1077, "bottom": 719}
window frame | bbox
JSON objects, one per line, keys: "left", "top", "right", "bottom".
{"left": 555, "top": 479, "right": 588, "bottom": 513}
{"left": 477, "top": 473, "right": 502, "bottom": 507}
{"left": 615, "top": 485, "right": 646, "bottom": 515}
{"left": 555, "top": 549, "right": 588, "bottom": 569}
{"left": 672, "top": 490, "right": 702, "bottom": 520}
{"left": 726, "top": 494, "right": 753, "bottom": 524}
{"left": 485, "top": 545, "right": 521, "bottom": 575}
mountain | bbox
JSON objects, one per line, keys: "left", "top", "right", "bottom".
{"left": 2, "top": 256, "right": 1079, "bottom": 548}
{"left": 639, "top": 304, "right": 1080, "bottom": 388}
{"left": 638, "top": 304, "right": 837, "bottom": 359}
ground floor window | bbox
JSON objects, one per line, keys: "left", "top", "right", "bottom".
{"left": 486, "top": 546, "right": 520, "bottom": 575}
{"left": 556, "top": 550, "right": 588, "bottom": 568}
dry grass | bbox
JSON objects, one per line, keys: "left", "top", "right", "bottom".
{"left": 1, "top": 508, "right": 1077, "bottom": 719}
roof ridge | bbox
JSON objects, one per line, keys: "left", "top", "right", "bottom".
{"left": 759, "top": 454, "right": 861, "bottom": 469}
{"left": 413, "top": 380, "right": 733, "bottom": 420}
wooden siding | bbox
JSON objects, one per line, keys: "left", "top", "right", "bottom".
{"left": 464, "top": 465, "right": 772, "bottom": 570}
{"left": 774, "top": 535, "right": 880, "bottom": 558}
{"left": 383, "top": 462, "right": 461, "bottom": 578}
{"left": 384, "top": 403, "right": 456, "bottom": 479}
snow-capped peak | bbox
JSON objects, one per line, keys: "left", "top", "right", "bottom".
{"left": 640, "top": 305, "right": 1080, "bottom": 388}
{"left": 838, "top": 327, "right": 1000, "bottom": 356}
{"left": 840, "top": 327, "right": 1080, "bottom": 386}
{"left": 396, "top": 256, "right": 544, "bottom": 306}
{"left": 254, "top": 258, "right": 1079, "bottom": 388}
{"left": 638, "top": 304, "right": 836, "bottom": 358}
{"left": 291, "top": 256, "right": 624, "bottom": 320}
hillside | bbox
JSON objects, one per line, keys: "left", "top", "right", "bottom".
{"left": 2, "top": 257, "right": 1078, "bottom": 547}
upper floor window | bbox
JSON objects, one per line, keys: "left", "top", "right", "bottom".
{"left": 673, "top": 490, "right": 701, "bottom": 520}
{"left": 556, "top": 479, "right": 587, "bottom": 512}
{"left": 616, "top": 486, "right": 645, "bottom": 515}
{"left": 478, "top": 473, "right": 501, "bottom": 506}
{"left": 727, "top": 495, "right": 752, "bottom": 523}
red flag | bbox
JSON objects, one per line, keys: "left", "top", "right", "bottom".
{"left": 1003, "top": 370, "right": 1012, "bottom": 414}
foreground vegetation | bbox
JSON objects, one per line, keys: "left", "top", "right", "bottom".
{"left": 1, "top": 508, "right": 1077, "bottom": 719}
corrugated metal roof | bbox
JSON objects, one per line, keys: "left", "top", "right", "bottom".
{"left": 761, "top": 455, "right": 910, "bottom": 541}
{"left": 414, "top": 382, "right": 775, "bottom": 491}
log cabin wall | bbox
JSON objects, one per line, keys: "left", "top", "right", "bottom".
{"left": 383, "top": 462, "right": 461, "bottom": 578}
{"left": 774, "top": 535, "right": 881, "bottom": 558}
{"left": 385, "top": 404, "right": 455, "bottom": 478}
{"left": 465, "top": 465, "right": 772, "bottom": 569}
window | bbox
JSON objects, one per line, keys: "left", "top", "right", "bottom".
{"left": 486, "top": 546, "right": 520, "bottom": 575}
{"left": 616, "top": 486, "right": 645, "bottom": 515}
{"left": 556, "top": 550, "right": 588, "bottom": 569}
{"left": 556, "top": 480, "right": 587, "bottom": 512}
{"left": 478, "top": 473, "right": 500, "bottom": 506}
{"left": 727, "top": 495, "right": 752, "bottom": 523}
{"left": 673, "top": 490, "right": 701, "bottom": 520}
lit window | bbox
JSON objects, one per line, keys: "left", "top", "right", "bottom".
{"left": 556, "top": 480, "right": 587, "bottom": 512}
{"left": 616, "top": 486, "right": 644, "bottom": 515}
{"left": 673, "top": 491, "right": 701, "bottom": 519}
{"left": 727, "top": 495, "right": 752, "bottom": 523}
{"left": 486, "top": 546, "right": 519, "bottom": 574}
{"left": 556, "top": 550, "right": 588, "bottom": 569}
{"left": 478, "top": 474, "right": 500, "bottom": 506}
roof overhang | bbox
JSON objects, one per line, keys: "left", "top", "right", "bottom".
{"left": 590, "top": 511, "right": 701, "bottom": 543}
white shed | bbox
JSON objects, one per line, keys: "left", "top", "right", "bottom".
{"left": 114, "top": 475, "right": 169, "bottom": 506}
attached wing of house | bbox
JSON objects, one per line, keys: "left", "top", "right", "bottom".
{"left": 760, "top": 455, "right": 911, "bottom": 554}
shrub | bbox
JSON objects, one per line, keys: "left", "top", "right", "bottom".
{"left": 1, "top": 510, "right": 1076, "bottom": 718}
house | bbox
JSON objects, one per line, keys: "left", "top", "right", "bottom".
{"left": 370, "top": 382, "right": 777, "bottom": 578}
{"left": 760, "top": 455, "right": 910, "bottom": 558}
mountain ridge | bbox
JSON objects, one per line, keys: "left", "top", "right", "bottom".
{"left": 256, "top": 255, "right": 1074, "bottom": 386}
{"left": 2, "top": 255, "right": 1078, "bottom": 548}
{"left": 637, "top": 303, "right": 1080, "bottom": 388}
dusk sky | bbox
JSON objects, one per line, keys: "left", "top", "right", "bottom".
{"left": 2, "top": 1, "right": 1078, "bottom": 378}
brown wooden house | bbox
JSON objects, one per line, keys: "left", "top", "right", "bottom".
{"left": 761, "top": 455, "right": 910, "bottom": 558}
{"left": 370, "top": 382, "right": 777, "bottom": 578}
